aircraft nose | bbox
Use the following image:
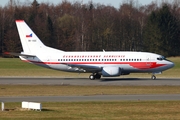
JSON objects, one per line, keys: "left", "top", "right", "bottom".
{"left": 168, "top": 61, "right": 174, "bottom": 68}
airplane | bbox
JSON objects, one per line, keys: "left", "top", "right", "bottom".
{"left": 7, "top": 20, "right": 174, "bottom": 80}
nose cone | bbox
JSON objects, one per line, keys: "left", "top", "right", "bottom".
{"left": 167, "top": 61, "right": 174, "bottom": 69}
{"left": 170, "top": 62, "right": 175, "bottom": 68}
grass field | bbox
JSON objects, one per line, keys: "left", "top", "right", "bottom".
{"left": 0, "top": 85, "right": 180, "bottom": 97}
{"left": 0, "top": 57, "right": 179, "bottom": 78}
{"left": 1, "top": 101, "right": 180, "bottom": 120}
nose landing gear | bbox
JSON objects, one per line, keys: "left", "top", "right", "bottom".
{"left": 151, "top": 75, "right": 156, "bottom": 80}
{"left": 151, "top": 72, "right": 162, "bottom": 80}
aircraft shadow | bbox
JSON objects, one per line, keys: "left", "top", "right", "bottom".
{"left": 100, "top": 78, "right": 180, "bottom": 82}
{"left": 100, "top": 78, "right": 146, "bottom": 82}
{"left": 62, "top": 77, "right": 145, "bottom": 81}
{"left": 7, "top": 77, "right": 179, "bottom": 81}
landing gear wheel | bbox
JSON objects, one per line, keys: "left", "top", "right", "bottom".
{"left": 89, "top": 73, "right": 101, "bottom": 80}
{"left": 95, "top": 73, "right": 101, "bottom": 79}
{"left": 89, "top": 74, "right": 95, "bottom": 80}
{"left": 151, "top": 75, "right": 156, "bottom": 80}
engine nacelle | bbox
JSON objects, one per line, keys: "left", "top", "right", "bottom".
{"left": 102, "top": 67, "right": 121, "bottom": 77}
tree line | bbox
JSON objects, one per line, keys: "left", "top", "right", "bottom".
{"left": 0, "top": 0, "right": 180, "bottom": 57}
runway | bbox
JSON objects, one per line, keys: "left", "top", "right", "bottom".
{"left": 0, "top": 77, "right": 180, "bottom": 86}
{"left": 0, "top": 77, "right": 180, "bottom": 102}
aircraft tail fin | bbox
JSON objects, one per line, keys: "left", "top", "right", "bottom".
{"left": 15, "top": 20, "right": 46, "bottom": 54}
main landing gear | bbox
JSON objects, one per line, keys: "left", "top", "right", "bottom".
{"left": 89, "top": 73, "right": 101, "bottom": 80}
{"left": 151, "top": 75, "right": 156, "bottom": 80}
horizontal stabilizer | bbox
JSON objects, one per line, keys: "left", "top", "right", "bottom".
{"left": 4, "top": 52, "right": 36, "bottom": 57}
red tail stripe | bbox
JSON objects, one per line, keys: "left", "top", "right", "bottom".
{"left": 16, "top": 20, "right": 24, "bottom": 22}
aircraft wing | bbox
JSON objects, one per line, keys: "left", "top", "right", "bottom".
{"left": 4, "top": 52, "right": 36, "bottom": 57}
{"left": 62, "top": 63, "right": 102, "bottom": 73}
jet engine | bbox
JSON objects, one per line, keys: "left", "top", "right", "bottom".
{"left": 102, "top": 67, "right": 121, "bottom": 77}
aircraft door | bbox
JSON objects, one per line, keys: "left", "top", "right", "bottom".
{"left": 146, "top": 56, "right": 151, "bottom": 66}
{"left": 47, "top": 56, "right": 51, "bottom": 64}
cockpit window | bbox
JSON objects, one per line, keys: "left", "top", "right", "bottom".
{"left": 157, "top": 58, "right": 163, "bottom": 60}
{"left": 157, "top": 56, "right": 165, "bottom": 61}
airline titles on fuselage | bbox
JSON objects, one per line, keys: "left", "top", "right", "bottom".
{"left": 63, "top": 55, "right": 125, "bottom": 58}
{"left": 59, "top": 54, "right": 142, "bottom": 62}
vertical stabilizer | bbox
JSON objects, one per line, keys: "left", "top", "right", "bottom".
{"left": 16, "top": 20, "right": 45, "bottom": 54}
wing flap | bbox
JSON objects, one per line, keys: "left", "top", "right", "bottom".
{"left": 62, "top": 63, "right": 102, "bottom": 72}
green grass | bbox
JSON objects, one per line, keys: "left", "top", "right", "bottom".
{"left": 1, "top": 85, "right": 180, "bottom": 96}
{"left": 0, "top": 57, "right": 179, "bottom": 77}
{"left": 1, "top": 101, "right": 180, "bottom": 120}
{"left": 0, "top": 58, "right": 40, "bottom": 69}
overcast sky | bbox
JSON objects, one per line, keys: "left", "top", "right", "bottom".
{"left": 0, "top": 0, "right": 154, "bottom": 8}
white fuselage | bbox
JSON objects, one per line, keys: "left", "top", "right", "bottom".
{"left": 20, "top": 51, "right": 174, "bottom": 74}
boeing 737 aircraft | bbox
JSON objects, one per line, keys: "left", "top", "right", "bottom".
{"left": 8, "top": 20, "right": 174, "bottom": 80}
